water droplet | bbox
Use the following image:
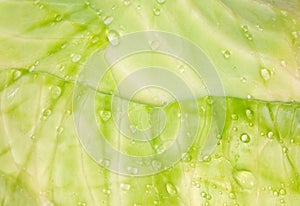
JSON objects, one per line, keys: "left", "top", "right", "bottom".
{"left": 181, "top": 152, "right": 192, "bottom": 162}
{"left": 206, "top": 194, "right": 212, "bottom": 200}
{"left": 229, "top": 192, "right": 236, "bottom": 199}
{"left": 233, "top": 127, "right": 238, "bottom": 132}
{"left": 273, "top": 190, "right": 279, "bottom": 197}
{"left": 231, "top": 114, "right": 238, "bottom": 120}
{"left": 71, "top": 53, "right": 81, "bottom": 63}
{"left": 178, "top": 65, "right": 185, "bottom": 73}
{"left": 56, "top": 126, "right": 64, "bottom": 134}
{"left": 247, "top": 94, "right": 252, "bottom": 100}
{"left": 241, "top": 25, "right": 249, "bottom": 32}
{"left": 249, "top": 122, "right": 253, "bottom": 127}
{"left": 153, "top": 8, "right": 161, "bottom": 16}
{"left": 222, "top": 50, "right": 231, "bottom": 59}
{"left": 279, "top": 188, "right": 286, "bottom": 195}
{"left": 127, "top": 166, "right": 138, "bottom": 175}
{"left": 282, "top": 147, "right": 288, "bottom": 153}
{"left": 233, "top": 169, "right": 256, "bottom": 189}
{"left": 13, "top": 70, "right": 22, "bottom": 80}
{"left": 267, "top": 131, "right": 274, "bottom": 139}
{"left": 149, "top": 40, "right": 160, "bottom": 50}
{"left": 120, "top": 183, "right": 131, "bottom": 191}
{"left": 201, "top": 191, "right": 207, "bottom": 198}
{"left": 240, "top": 133, "right": 250, "bottom": 143}
{"left": 100, "top": 159, "right": 110, "bottom": 167}
{"left": 202, "top": 155, "right": 212, "bottom": 162}
{"left": 99, "top": 110, "right": 111, "bottom": 121}
{"left": 153, "top": 200, "right": 159, "bottom": 205}
{"left": 29, "top": 65, "right": 35, "bottom": 72}
{"left": 107, "top": 30, "right": 120, "bottom": 46}
{"left": 240, "top": 77, "right": 247, "bottom": 83}
{"left": 123, "top": 0, "right": 131, "bottom": 6}
{"left": 151, "top": 160, "right": 162, "bottom": 170}
{"left": 290, "top": 138, "right": 295, "bottom": 143}
{"left": 55, "top": 14, "right": 62, "bottom": 22}
{"left": 50, "top": 86, "right": 61, "bottom": 99}
{"left": 166, "top": 183, "right": 177, "bottom": 195}
{"left": 103, "top": 16, "right": 113, "bottom": 25}
{"left": 30, "top": 135, "right": 36, "bottom": 140}
{"left": 292, "top": 31, "right": 298, "bottom": 39}
{"left": 260, "top": 67, "right": 271, "bottom": 81}
{"left": 77, "top": 201, "right": 87, "bottom": 206}
{"left": 245, "top": 109, "right": 253, "bottom": 119}
{"left": 102, "top": 188, "right": 111, "bottom": 195}
{"left": 280, "top": 60, "right": 287, "bottom": 68}
{"left": 42, "top": 109, "right": 52, "bottom": 120}
{"left": 129, "top": 125, "right": 137, "bottom": 133}
{"left": 157, "top": 0, "right": 166, "bottom": 3}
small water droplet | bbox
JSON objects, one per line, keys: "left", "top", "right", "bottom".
{"left": 273, "top": 190, "right": 279, "bottom": 197}
{"left": 279, "top": 188, "right": 286, "bottom": 195}
{"left": 157, "top": 0, "right": 166, "bottom": 3}
{"left": 240, "top": 77, "right": 247, "bottom": 83}
{"left": 149, "top": 40, "right": 160, "bottom": 50}
{"left": 231, "top": 114, "right": 238, "bottom": 120}
{"left": 120, "top": 183, "right": 131, "bottom": 191}
{"left": 222, "top": 50, "right": 231, "bottom": 59}
{"left": 260, "top": 67, "right": 271, "bottom": 81}
{"left": 55, "top": 14, "right": 62, "bottom": 22}
{"left": 129, "top": 125, "right": 137, "bottom": 133}
{"left": 166, "top": 183, "right": 177, "bottom": 195}
{"left": 241, "top": 25, "right": 249, "bottom": 32}
{"left": 245, "top": 109, "right": 253, "bottom": 119}
{"left": 151, "top": 160, "right": 162, "bottom": 170}
{"left": 206, "top": 194, "right": 212, "bottom": 200}
{"left": 50, "top": 86, "right": 61, "bottom": 99}
{"left": 13, "top": 70, "right": 22, "bottom": 80}
{"left": 202, "top": 155, "right": 212, "bottom": 162}
{"left": 233, "top": 169, "right": 256, "bottom": 189}
{"left": 107, "top": 30, "right": 120, "bottom": 46}
{"left": 153, "top": 8, "right": 161, "bottom": 16}
{"left": 123, "top": 0, "right": 131, "bottom": 6}
{"left": 280, "top": 60, "right": 287, "bottom": 68}
{"left": 29, "top": 65, "right": 35, "bottom": 72}
{"left": 56, "top": 126, "right": 64, "bottom": 134}
{"left": 282, "top": 147, "right": 288, "bottom": 153}
{"left": 127, "top": 166, "right": 138, "bottom": 175}
{"left": 102, "top": 188, "right": 111, "bottom": 195}
{"left": 71, "top": 53, "right": 81, "bottom": 63}
{"left": 153, "top": 200, "right": 159, "bottom": 205}
{"left": 178, "top": 65, "right": 185, "bottom": 73}
{"left": 290, "top": 138, "right": 295, "bottom": 143}
{"left": 101, "top": 159, "right": 110, "bottom": 167}
{"left": 240, "top": 133, "right": 250, "bottom": 143}
{"left": 42, "top": 109, "right": 52, "bottom": 120}
{"left": 103, "top": 16, "right": 113, "bottom": 25}
{"left": 201, "top": 191, "right": 207, "bottom": 198}
{"left": 99, "top": 110, "right": 111, "bottom": 121}
{"left": 247, "top": 94, "right": 252, "bottom": 100}
{"left": 181, "top": 152, "right": 192, "bottom": 162}
{"left": 267, "top": 131, "right": 274, "bottom": 139}
{"left": 229, "top": 192, "right": 236, "bottom": 199}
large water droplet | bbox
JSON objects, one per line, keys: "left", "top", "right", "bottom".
{"left": 166, "top": 183, "right": 177, "bottom": 195}
{"left": 260, "top": 67, "right": 271, "bottom": 81}
{"left": 107, "top": 30, "right": 120, "bottom": 46}
{"left": 233, "top": 169, "right": 256, "bottom": 189}
{"left": 240, "top": 133, "right": 250, "bottom": 143}
{"left": 99, "top": 110, "right": 111, "bottom": 121}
